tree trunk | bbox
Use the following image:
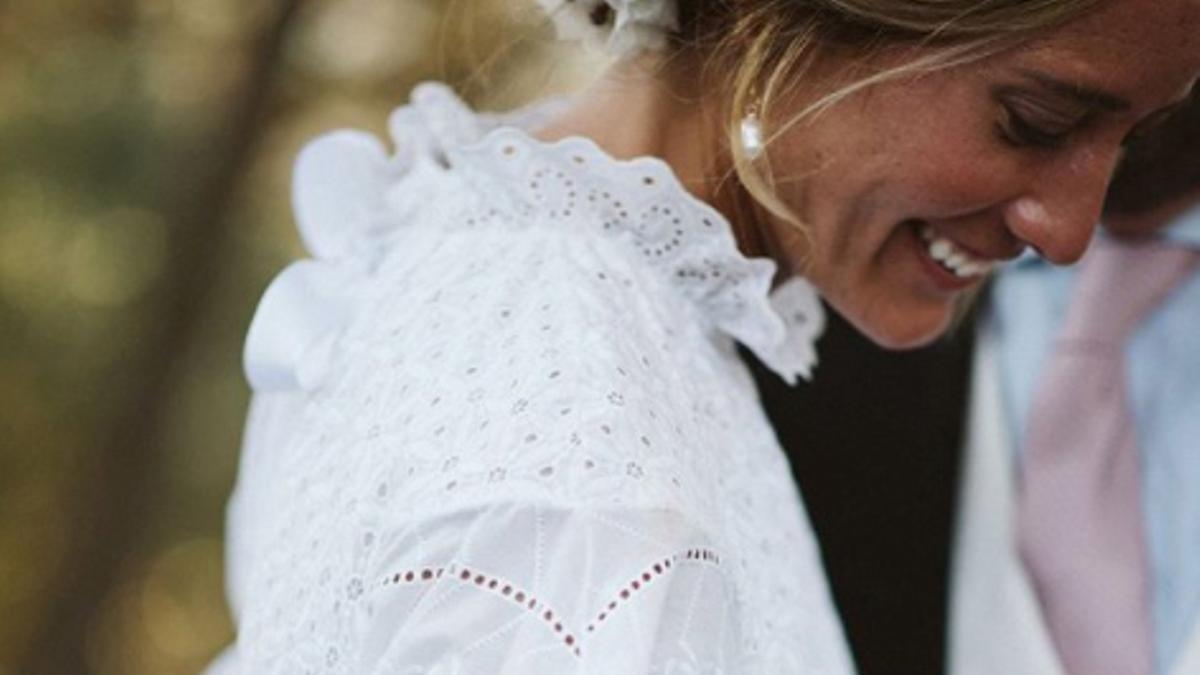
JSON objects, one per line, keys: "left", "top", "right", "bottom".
{"left": 18, "top": 1, "right": 305, "bottom": 673}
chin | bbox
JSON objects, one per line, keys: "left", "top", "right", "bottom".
{"left": 840, "top": 301, "right": 955, "bottom": 351}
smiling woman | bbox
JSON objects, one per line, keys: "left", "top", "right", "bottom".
{"left": 207, "top": 1, "right": 1200, "bottom": 673}
{"left": 562, "top": 0, "right": 1200, "bottom": 349}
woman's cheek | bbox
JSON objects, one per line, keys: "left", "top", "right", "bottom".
{"left": 907, "top": 152, "right": 1021, "bottom": 217}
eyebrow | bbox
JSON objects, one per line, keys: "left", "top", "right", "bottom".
{"left": 1016, "top": 69, "right": 1132, "bottom": 112}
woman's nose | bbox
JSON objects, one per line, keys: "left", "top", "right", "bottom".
{"left": 1004, "top": 151, "right": 1119, "bottom": 265}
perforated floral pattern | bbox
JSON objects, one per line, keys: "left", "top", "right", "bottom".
{"left": 207, "top": 83, "right": 851, "bottom": 675}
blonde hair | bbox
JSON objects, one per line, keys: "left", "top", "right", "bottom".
{"left": 673, "top": 0, "right": 1108, "bottom": 245}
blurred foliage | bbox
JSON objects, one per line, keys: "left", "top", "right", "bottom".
{"left": 0, "top": 1, "right": 601, "bottom": 673}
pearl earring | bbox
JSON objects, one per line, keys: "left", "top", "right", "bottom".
{"left": 741, "top": 100, "right": 764, "bottom": 160}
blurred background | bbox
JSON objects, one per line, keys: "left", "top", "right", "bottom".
{"left": 0, "top": 2, "right": 602, "bottom": 673}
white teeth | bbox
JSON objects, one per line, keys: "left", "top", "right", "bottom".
{"left": 930, "top": 240, "right": 953, "bottom": 261}
{"left": 917, "top": 225, "right": 996, "bottom": 279}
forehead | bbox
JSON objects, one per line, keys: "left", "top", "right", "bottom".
{"left": 1014, "top": 0, "right": 1200, "bottom": 109}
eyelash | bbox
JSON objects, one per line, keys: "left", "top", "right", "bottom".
{"left": 998, "top": 106, "right": 1074, "bottom": 149}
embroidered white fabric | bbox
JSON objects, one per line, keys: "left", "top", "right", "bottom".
{"left": 207, "top": 83, "right": 853, "bottom": 674}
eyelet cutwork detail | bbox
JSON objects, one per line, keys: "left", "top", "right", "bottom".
{"left": 585, "top": 548, "right": 721, "bottom": 636}
{"left": 380, "top": 549, "right": 722, "bottom": 659}
{"left": 221, "top": 80, "right": 856, "bottom": 675}
{"left": 381, "top": 562, "right": 587, "bottom": 657}
{"left": 452, "top": 122, "right": 824, "bottom": 384}
{"left": 243, "top": 82, "right": 824, "bottom": 395}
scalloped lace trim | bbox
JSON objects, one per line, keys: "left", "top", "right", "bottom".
{"left": 447, "top": 124, "right": 824, "bottom": 383}
{"left": 243, "top": 82, "right": 824, "bottom": 393}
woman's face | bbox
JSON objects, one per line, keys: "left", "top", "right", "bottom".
{"left": 765, "top": 0, "right": 1200, "bottom": 349}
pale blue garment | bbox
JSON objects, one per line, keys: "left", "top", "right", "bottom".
{"left": 991, "top": 204, "right": 1200, "bottom": 675}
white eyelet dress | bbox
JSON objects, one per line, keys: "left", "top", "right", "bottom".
{"left": 205, "top": 83, "right": 856, "bottom": 675}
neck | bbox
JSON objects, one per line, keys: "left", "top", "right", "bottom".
{"left": 534, "top": 56, "right": 774, "bottom": 260}
{"left": 1104, "top": 187, "right": 1200, "bottom": 238}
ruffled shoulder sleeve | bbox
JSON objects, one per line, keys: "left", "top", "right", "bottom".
{"left": 316, "top": 218, "right": 748, "bottom": 672}
{"left": 232, "top": 82, "right": 841, "bottom": 673}
{"left": 244, "top": 84, "right": 569, "bottom": 392}
{"left": 243, "top": 203, "right": 748, "bottom": 672}
{"left": 244, "top": 82, "right": 825, "bottom": 395}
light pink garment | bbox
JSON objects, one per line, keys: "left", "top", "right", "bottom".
{"left": 1017, "top": 236, "right": 1199, "bottom": 675}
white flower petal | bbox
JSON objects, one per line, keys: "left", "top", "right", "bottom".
{"left": 538, "top": 0, "right": 678, "bottom": 58}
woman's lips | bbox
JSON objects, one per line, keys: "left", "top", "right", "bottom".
{"left": 917, "top": 224, "right": 998, "bottom": 278}
{"left": 907, "top": 221, "right": 995, "bottom": 292}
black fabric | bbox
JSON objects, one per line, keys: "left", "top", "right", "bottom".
{"left": 742, "top": 306, "right": 976, "bottom": 675}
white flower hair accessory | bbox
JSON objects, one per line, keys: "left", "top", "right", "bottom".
{"left": 537, "top": 0, "right": 680, "bottom": 57}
